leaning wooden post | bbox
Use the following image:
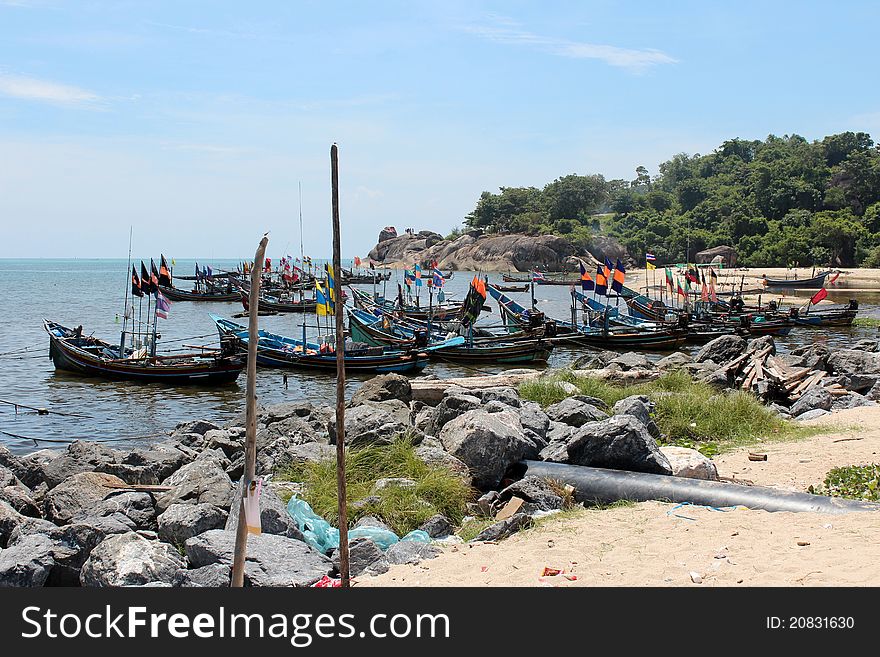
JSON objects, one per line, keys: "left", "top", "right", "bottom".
{"left": 231, "top": 233, "right": 269, "bottom": 587}
{"left": 331, "top": 143, "right": 351, "bottom": 587}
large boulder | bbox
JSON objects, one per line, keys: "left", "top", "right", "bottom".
{"left": 827, "top": 350, "right": 880, "bottom": 376}
{"left": 80, "top": 532, "right": 186, "bottom": 587}
{"left": 0, "top": 485, "right": 41, "bottom": 518}
{"left": 40, "top": 442, "right": 124, "bottom": 489}
{"left": 545, "top": 397, "right": 609, "bottom": 427}
{"left": 413, "top": 446, "right": 471, "bottom": 479}
{"left": 659, "top": 446, "right": 718, "bottom": 480}
{"left": 695, "top": 335, "right": 746, "bottom": 365}
{"left": 612, "top": 395, "right": 660, "bottom": 438}
{"left": 0, "top": 533, "right": 60, "bottom": 587}
{"left": 262, "top": 401, "right": 315, "bottom": 425}
{"left": 173, "top": 563, "right": 232, "bottom": 587}
{"left": 425, "top": 393, "right": 482, "bottom": 435}
{"left": 44, "top": 472, "right": 128, "bottom": 525}
{"left": 173, "top": 419, "right": 220, "bottom": 437}
{"left": 471, "top": 513, "right": 533, "bottom": 542}
{"left": 185, "top": 529, "right": 333, "bottom": 587}
{"left": 473, "top": 387, "right": 522, "bottom": 409}
{"left": 383, "top": 540, "right": 440, "bottom": 565}
{"left": 790, "top": 386, "right": 834, "bottom": 417}
{"left": 351, "top": 374, "right": 412, "bottom": 406}
{"left": 331, "top": 537, "right": 389, "bottom": 577}
{"left": 224, "top": 482, "right": 304, "bottom": 540}
{"left": 518, "top": 401, "right": 550, "bottom": 443}
{"left": 0, "top": 500, "right": 25, "bottom": 548}
{"left": 419, "top": 514, "right": 453, "bottom": 539}
{"left": 498, "top": 476, "right": 564, "bottom": 514}
{"left": 328, "top": 400, "right": 412, "bottom": 448}
{"left": 609, "top": 352, "right": 655, "bottom": 371}
{"left": 540, "top": 415, "right": 673, "bottom": 475}
{"left": 158, "top": 503, "right": 228, "bottom": 545}
{"left": 156, "top": 457, "right": 235, "bottom": 513}
{"left": 439, "top": 410, "right": 536, "bottom": 489}
{"left": 657, "top": 352, "right": 693, "bottom": 370}
{"left": 74, "top": 491, "right": 157, "bottom": 531}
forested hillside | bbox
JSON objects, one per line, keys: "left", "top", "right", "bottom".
{"left": 462, "top": 132, "right": 880, "bottom": 267}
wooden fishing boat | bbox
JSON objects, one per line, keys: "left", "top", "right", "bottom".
{"left": 347, "top": 310, "right": 553, "bottom": 365}
{"left": 761, "top": 271, "right": 829, "bottom": 289}
{"left": 342, "top": 268, "right": 392, "bottom": 284}
{"left": 350, "top": 288, "right": 465, "bottom": 321}
{"left": 212, "top": 316, "right": 436, "bottom": 374}
{"left": 791, "top": 301, "right": 858, "bottom": 327}
{"left": 44, "top": 321, "right": 244, "bottom": 384}
{"left": 572, "top": 325, "right": 689, "bottom": 350}
{"left": 494, "top": 284, "right": 529, "bottom": 292}
{"left": 240, "top": 289, "right": 317, "bottom": 313}
{"left": 159, "top": 285, "right": 239, "bottom": 302}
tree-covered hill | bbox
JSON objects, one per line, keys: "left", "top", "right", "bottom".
{"left": 462, "top": 132, "right": 880, "bottom": 267}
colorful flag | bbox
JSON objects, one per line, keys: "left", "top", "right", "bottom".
{"left": 159, "top": 255, "right": 172, "bottom": 287}
{"left": 354, "top": 256, "right": 362, "bottom": 267}
{"left": 155, "top": 291, "right": 172, "bottom": 319}
{"left": 206, "top": 266, "right": 213, "bottom": 281}
{"left": 579, "top": 262, "right": 594, "bottom": 291}
{"left": 532, "top": 270, "right": 546, "bottom": 282}
{"left": 141, "top": 262, "right": 150, "bottom": 291}
{"left": 404, "top": 269, "right": 414, "bottom": 288}
{"left": 645, "top": 252, "right": 656, "bottom": 262}
{"left": 432, "top": 268, "right": 445, "bottom": 287}
{"left": 326, "top": 264, "right": 336, "bottom": 301}
{"left": 665, "top": 268, "right": 674, "bottom": 293}
{"left": 414, "top": 264, "right": 423, "bottom": 287}
{"left": 315, "top": 281, "right": 329, "bottom": 316}
{"left": 810, "top": 287, "right": 828, "bottom": 305}
{"left": 149, "top": 259, "right": 160, "bottom": 294}
{"left": 709, "top": 268, "right": 718, "bottom": 303}
{"left": 131, "top": 265, "right": 143, "bottom": 298}
{"left": 828, "top": 272, "right": 840, "bottom": 285}
{"left": 264, "top": 258, "right": 272, "bottom": 273}
{"left": 701, "top": 269, "right": 709, "bottom": 302}
{"left": 676, "top": 280, "right": 686, "bottom": 299}
{"left": 646, "top": 261, "right": 657, "bottom": 271}
{"left": 595, "top": 264, "right": 608, "bottom": 296}
{"left": 611, "top": 259, "right": 626, "bottom": 294}
{"left": 195, "top": 262, "right": 200, "bottom": 280}
{"left": 603, "top": 257, "right": 613, "bottom": 283}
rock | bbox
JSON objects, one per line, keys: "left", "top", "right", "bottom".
{"left": 44, "top": 472, "right": 128, "bottom": 525}
{"left": 540, "top": 415, "right": 673, "bottom": 475}
{"left": 745, "top": 335, "right": 776, "bottom": 355}
{"left": 439, "top": 410, "right": 536, "bottom": 489}
{"left": 203, "top": 429, "right": 244, "bottom": 457}
{"left": 378, "top": 226, "right": 398, "bottom": 243}
{"left": 9, "top": 449, "right": 58, "bottom": 489}
{"left": 350, "top": 374, "right": 412, "bottom": 406}
{"left": 473, "top": 386, "right": 521, "bottom": 408}
{"left": 0, "top": 533, "right": 59, "bottom": 586}
{"left": 0, "top": 500, "right": 25, "bottom": 548}
{"left": 657, "top": 352, "right": 693, "bottom": 370}
{"left": 353, "top": 516, "right": 394, "bottom": 532}
{"left": 827, "top": 349, "right": 880, "bottom": 376}
{"left": 173, "top": 419, "right": 220, "bottom": 437}
{"left": 659, "top": 446, "right": 718, "bottom": 480}
{"left": 556, "top": 381, "right": 581, "bottom": 395}
{"left": 700, "top": 368, "right": 732, "bottom": 387}
{"left": 0, "top": 465, "right": 22, "bottom": 490}
{"left": 695, "top": 335, "right": 746, "bottom": 365}
{"left": 571, "top": 351, "right": 616, "bottom": 370}
{"left": 518, "top": 401, "right": 550, "bottom": 442}
{"left": 413, "top": 446, "right": 471, "bottom": 479}
{"left": 419, "top": 514, "right": 453, "bottom": 538}
{"left": 0, "top": 447, "right": 33, "bottom": 488}
{"left": 612, "top": 396, "right": 660, "bottom": 438}
{"left": 262, "top": 416, "right": 321, "bottom": 445}
{"left": 790, "top": 387, "right": 834, "bottom": 418}
{"left": 224, "top": 482, "right": 304, "bottom": 540}
{"left": 350, "top": 497, "right": 381, "bottom": 512}
{"left": 157, "top": 459, "right": 235, "bottom": 513}
{"left": 545, "top": 396, "right": 609, "bottom": 427}
{"left": 796, "top": 409, "right": 830, "bottom": 421}
{"left": 425, "top": 393, "right": 482, "bottom": 435}
{"left": 76, "top": 492, "right": 157, "bottom": 530}
{"left": 867, "top": 380, "right": 880, "bottom": 402}
{"left": 173, "top": 563, "right": 232, "bottom": 587}
{"left": 331, "top": 537, "right": 388, "bottom": 577}
{"left": 471, "top": 512, "right": 533, "bottom": 542}
{"left": 839, "top": 374, "right": 880, "bottom": 394}
{"left": 262, "top": 401, "right": 315, "bottom": 424}
{"left": 0, "top": 485, "right": 41, "bottom": 517}
{"left": 609, "top": 352, "right": 654, "bottom": 371}
{"left": 498, "top": 476, "right": 564, "bottom": 513}
{"left": 832, "top": 392, "right": 877, "bottom": 410}
{"left": 80, "top": 532, "right": 186, "bottom": 587}
{"left": 39, "top": 441, "right": 123, "bottom": 489}
{"left": 158, "top": 503, "right": 228, "bottom": 545}
{"left": 384, "top": 540, "right": 441, "bottom": 565}
{"left": 546, "top": 421, "right": 575, "bottom": 445}
{"left": 853, "top": 339, "right": 878, "bottom": 352}
{"left": 185, "top": 529, "right": 333, "bottom": 587}
{"left": 414, "top": 407, "right": 433, "bottom": 432}
{"left": 371, "top": 478, "right": 417, "bottom": 494}
{"left": 328, "top": 400, "right": 412, "bottom": 448}
{"left": 269, "top": 443, "right": 336, "bottom": 471}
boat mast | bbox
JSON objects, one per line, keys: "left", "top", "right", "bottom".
{"left": 119, "top": 227, "right": 132, "bottom": 357}
{"left": 299, "top": 181, "right": 307, "bottom": 349}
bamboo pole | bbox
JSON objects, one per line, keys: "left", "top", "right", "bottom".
{"left": 331, "top": 143, "right": 350, "bottom": 588}
{"left": 231, "top": 233, "right": 269, "bottom": 588}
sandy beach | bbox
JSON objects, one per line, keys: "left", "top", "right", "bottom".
{"left": 362, "top": 407, "right": 880, "bottom": 587}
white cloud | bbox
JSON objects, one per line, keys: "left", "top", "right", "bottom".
{"left": 462, "top": 16, "right": 677, "bottom": 72}
{"left": 0, "top": 73, "right": 101, "bottom": 106}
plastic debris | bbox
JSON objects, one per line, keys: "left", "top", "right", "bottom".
{"left": 312, "top": 575, "right": 342, "bottom": 588}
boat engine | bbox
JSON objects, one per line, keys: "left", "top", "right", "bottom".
{"left": 849, "top": 299, "right": 859, "bottom": 310}
{"left": 544, "top": 320, "right": 557, "bottom": 338}
{"left": 220, "top": 334, "right": 237, "bottom": 357}
{"left": 789, "top": 307, "right": 800, "bottom": 317}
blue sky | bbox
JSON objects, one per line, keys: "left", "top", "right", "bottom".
{"left": 1, "top": 1, "right": 879, "bottom": 259}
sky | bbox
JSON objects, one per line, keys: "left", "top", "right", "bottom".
{"left": 1, "top": 1, "right": 879, "bottom": 259}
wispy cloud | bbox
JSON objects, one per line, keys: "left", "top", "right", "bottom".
{"left": 462, "top": 15, "right": 677, "bottom": 72}
{"left": 0, "top": 73, "right": 101, "bottom": 106}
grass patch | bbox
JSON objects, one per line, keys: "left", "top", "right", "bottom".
{"left": 457, "top": 518, "right": 496, "bottom": 542}
{"left": 520, "top": 370, "right": 803, "bottom": 455}
{"left": 809, "top": 464, "right": 880, "bottom": 501}
{"left": 852, "top": 317, "right": 880, "bottom": 328}
{"left": 276, "top": 436, "right": 473, "bottom": 536}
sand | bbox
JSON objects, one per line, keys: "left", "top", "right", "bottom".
{"left": 361, "top": 407, "right": 880, "bottom": 587}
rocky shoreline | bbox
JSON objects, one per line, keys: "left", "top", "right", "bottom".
{"left": 2, "top": 334, "right": 878, "bottom": 587}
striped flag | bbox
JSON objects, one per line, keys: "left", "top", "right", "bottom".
{"left": 595, "top": 264, "right": 608, "bottom": 296}
{"left": 414, "top": 263, "right": 423, "bottom": 287}
{"left": 432, "top": 268, "right": 445, "bottom": 287}
{"left": 155, "top": 291, "right": 172, "bottom": 319}
{"left": 611, "top": 259, "right": 626, "bottom": 293}
{"left": 532, "top": 270, "right": 546, "bottom": 282}
{"left": 645, "top": 252, "right": 656, "bottom": 262}
{"left": 579, "top": 262, "right": 594, "bottom": 291}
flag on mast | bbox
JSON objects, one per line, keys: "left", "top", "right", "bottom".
{"left": 595, "top": 264, "right": 608, "bottom": 296}
{"left": 131, "top": 266, "right": 143, "bottom": 298}
{"left": 155, "top": 291, "right": 172, "bottom": 319}
{"left": 611, "top": 259, "right": 626, "bottom": 294}
{"left": 579, "top": 262, "right": 594, "bottom": 291}
{"left": 158, "top": 255, "right": 172, "bottom": 287}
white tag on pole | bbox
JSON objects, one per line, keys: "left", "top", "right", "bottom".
{"left": 243, "top": 478, "right": 262, "bottom": 535}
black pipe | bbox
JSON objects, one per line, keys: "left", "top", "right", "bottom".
{"left": 519, "top": 461, "right": 880, "bottom": 514}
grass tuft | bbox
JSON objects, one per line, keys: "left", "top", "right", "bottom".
{"left": 275, "top": 435, "right": 473, "bottom": 536}
{"left": 852, "top": 317, "right": 880, "bottom": 328}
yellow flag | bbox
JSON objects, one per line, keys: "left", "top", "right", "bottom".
{"left": 315, "top": 281, "right": 330, "bottom": 316}
{"left": 646, "top": 262, "right": 656, "bottom": 270}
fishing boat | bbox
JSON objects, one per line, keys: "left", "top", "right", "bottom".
{"left": 791, "top": 300, "right": 859, "bottom": 327}
{"left": 159, "top": 285, "right": 239, "bottom": 302}
{"left": 761, "top": 271, "right": 830, "bottom": 289}
{"left": 240, "top": 289, "right": 318, "bottom": 313}
{"left": 211, "top": 316, "right": 437, "bottom": 374}
{"left": 347, "top": 309, "right": 554, "bottom": 365}
{"left": 494, "top": 283, "right": 529, "bottom": 292}
{"left": 342, "top": 268, "right": 392, "bottom": 284}
{"left": 44, "top": 321, "right": 244, "bottom": 384}
{"left": 350, "top": 288, "right": 465, "bottom": 321}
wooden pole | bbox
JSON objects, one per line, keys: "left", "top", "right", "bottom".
{"left": 231, "top": 233, "right": 269, "bottom": 588}
{"left": 331, "top": 143, "right": 351, "bottom": 588}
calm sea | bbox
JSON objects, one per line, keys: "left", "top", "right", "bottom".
{"left": 1, "top": 258, "right": 878, "bottom": 454}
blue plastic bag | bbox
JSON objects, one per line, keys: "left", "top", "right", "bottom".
{"left": 287, "top": 497, "right": 339, "bottom": 553}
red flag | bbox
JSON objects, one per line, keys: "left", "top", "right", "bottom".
{"left": 810, "top": 288, "right": 828, "bottom": 305}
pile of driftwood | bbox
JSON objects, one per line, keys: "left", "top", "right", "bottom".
{"left": 719, "top": 346, "right": 847, "bottom": 401}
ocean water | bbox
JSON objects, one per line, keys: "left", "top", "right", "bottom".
{"left": 0, "top": 258, "right": 877, "bottom": 454}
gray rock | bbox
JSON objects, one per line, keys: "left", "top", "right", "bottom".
{"left": 353, "top": 516, "right": 394, "bottom": 533}
{"left": 745, "top": 335, "right": 776, "bottom": 355}
{"left": 81, "top": 532, "right": 186, "bottom": 587}
{"left": 0, "top": 465, "right": 22, "bottom": 490}
{"left": 40, "top": 441, "right": 124, "bottom": 489}
{"left": 0, "top": 500, "right": 25, "bottom": 548}
{"left": 224, "top": 482, "right": 304, "bottom": 540}
{"left": 262, "top": 415, "right": 321, "bottom": 444}
{"left": 657, "top": 352, "right": 693, "bottom": 370}
{"left": 158, "top": 503, "right": 228, "bottom": 545}
{"left": 827, "top": 349, "right": 880, "bottom": 376}
{"left": 832, "top": 392, "right": 877, "bottom": 410}
{"left": 328, "top": 400, "right": 412, "bottom": 448}
{"left": 439, "top": 409, "right": 536, "bottom": 489}
{"left": 419, "top": 514, "right": 453, "bottom": 538}
{"left": 383, "top": 540, "right": 440, "bottom": 565}
{"left": 659, "top": 446, "right": 718, "bottom": 480}
{"left": 331, "top": 537, "right": 388, "bottom": 577}
{"left": 540, "top": 415, "right": 673, "bottom": 475}
{"left": 471, "top": 513, "right": 533, "bottom": 542}
{"left": 838, "top": 373, "right": 880, "bottom": 394}
{"left": 0, "top": 485, "right": 41, "bottom": 517}
{"left": 612, "top": 396, "right": 660, "bottom": 438}
{"left": 790, "top": 386, "right": 834, "bottom": 417}
{"left": 413, "top": 446, "right": 471, "bottom": 479}
{"left": 157, "top": 457, "right": 235, "bottom": 513}
{"left": 414, "top": 407, "right": 433, "bottom": 432}
{"left": 173, "top": 419, "right": 220, "bottom": 437}
{"left": 203, "top": 429, "right": 244, "bottom": 457}
{"left": 545, "top": 421, "right": 575, "bottom": 445}
{"left": 545, "top": 396, "right": 609, "bottom": 427}
{"left": 371, "top": 477, "right": 417, "bottom": 494}
{"left": 0, "top": 533, "right": 59, "bottom": 586}
{"left": 262, "top": 401, "right": 315, "bottom": 425}
{"left": 867, "top": 380, "right": 880, "bottom": 402}
{"left": 796, "top": 408, "right": 830, "bottom": 421}
{"left": 853, "top": 339, "right": 878, "bottom": 352}
{"left": 484, "top": 400, "right": 511, "bottom": 414}
{"left": 518, "top": 401, "right": 550, "bottom": 442}
{"left": 426, "top": 393, "right": 482, "bottom": 435}
{"left": 350, "top": 374, "right": 413, "bottom": 406}
{"left": 0, "top": 447, "right": 34, "bottom": 488}
{"left": 695, "top": 335, "right": 746, "bottom": 364}
{"left": 270, "top": 443, "right": 335, "bottom": 471}
{"left": 473, "top": 386, "right": 521, "bottom": 408}
{"left": 75, "top": 492, "right": 157, "bottom": 530}
{"left": 700, "top": 368, "right": 732, "bottom": 387}
{"left": 609, "top": 352, "right": 654, "bottom": 371}
{"left": 571, "top": 350, "right": 616, "bottom": 370}
{"left": 44, "top": 471, "right": 128, "bottom": 525}
{"left": 173, "top": 563, "right": 232, "bottom": 587}
{"left": 498, "top": 476, "right": 564, "bottom": 513}
{"left": 185, "top": 529, "right": 333, "bottom": 587}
